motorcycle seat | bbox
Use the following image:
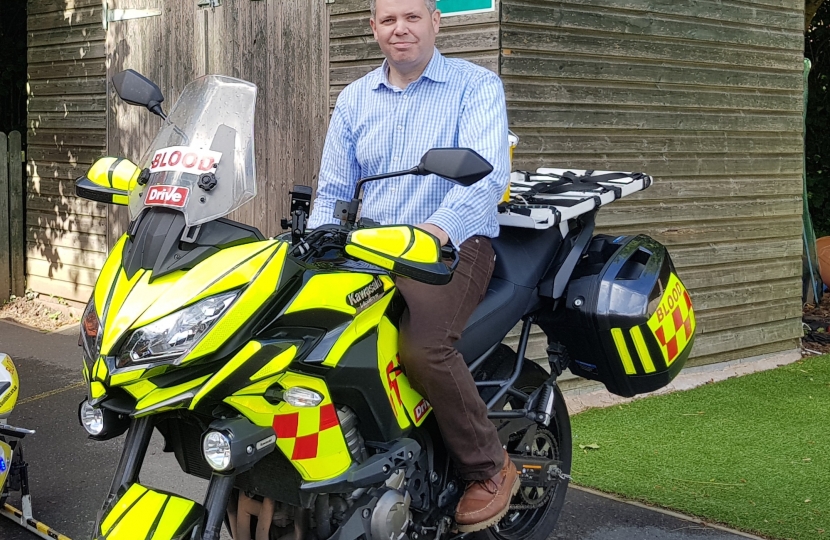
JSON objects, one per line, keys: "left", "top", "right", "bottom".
{"left": 490, "top": 226, "right": 563, "bottom": 288}
{"left": 456, "top": 227, "right": 562, "bottom": 364}
{"left": 457, "top": 277, "right": 532, "bottom": 364}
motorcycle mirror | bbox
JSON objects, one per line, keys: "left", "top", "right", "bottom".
{"left": 416, "top": 148, "right": 493, "bottom": 186}
{"left": 112, "top": 69, "right": 167, "bottom": 119}
{"left": 344, "top": 148, "right": 493, "bottom": 226}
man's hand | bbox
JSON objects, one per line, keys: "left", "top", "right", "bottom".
{"left": 417, "top": 223, "right": 449, "bottom": 246}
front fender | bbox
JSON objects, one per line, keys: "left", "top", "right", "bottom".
{"left": 96, "top": 484, "right": 204, "bottom": 540}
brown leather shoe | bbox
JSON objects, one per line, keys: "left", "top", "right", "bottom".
{"left": 455, "top": 451, "right": 521, "bottom": 532}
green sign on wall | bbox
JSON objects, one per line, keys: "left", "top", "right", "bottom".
{"left": 436, "top": 0, "right": 495, "bottom": 17}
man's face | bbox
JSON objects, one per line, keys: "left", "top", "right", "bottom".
{"left": 371, "top": 0, "right": 440, "bottom": 70}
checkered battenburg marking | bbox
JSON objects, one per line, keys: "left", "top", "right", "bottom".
{"left": 648, "top": 274, "right": 695, "bottom": 366}
{"left": 272, "top": 403, "right": 341, "bottom": 460}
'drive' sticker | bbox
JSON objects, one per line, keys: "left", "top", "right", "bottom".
{"left": 413, "top": 398, "right": 431, "bottom": 422}
{"left": 145, "top": 185, "right": 189, "bottom": 208}
{"left": 150, "top": 146, "right": 221, "bottom": 174}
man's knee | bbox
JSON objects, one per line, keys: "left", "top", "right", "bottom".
{"left": 398, "top": 340, "right": 433, "bottom": 375}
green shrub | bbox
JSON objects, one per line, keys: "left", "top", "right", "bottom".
{"left": 807, "top": 3, "right": 830, "bottom": 237}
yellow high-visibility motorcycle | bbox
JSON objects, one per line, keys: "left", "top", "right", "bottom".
{"left": 0, "top": 355, "right": 71, "bottom": 540}
{"left": 0, "top": 354, "right": 27, "bottom": 515}
{"left": 75, "top": 71, "right": 695, "bottom": 540}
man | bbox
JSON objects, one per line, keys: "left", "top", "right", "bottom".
{"left": 307, "top": 0, "right": 517, "bottom": 531}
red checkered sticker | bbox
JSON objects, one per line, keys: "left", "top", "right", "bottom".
{"left": 647, "top": 273, "right": 695, "bottom": 366}
{"left": 266, "top": 373, "right": 352, "bottom": 481}
{"left": 272, "top": 403, "right": 341, "bottom": 461}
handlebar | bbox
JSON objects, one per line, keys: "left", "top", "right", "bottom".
{"left": 292, "top": 225, "right": 458, "bottom": 270}
{"left": 0, "top": 424, "right": 35, "bottom": 439}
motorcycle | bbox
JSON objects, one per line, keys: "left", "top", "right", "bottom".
{"left": 0, "top": 354, "right": 71, "bottom": 540}
{"left": 74, "top": 70, "right": 696, "bottom": 540}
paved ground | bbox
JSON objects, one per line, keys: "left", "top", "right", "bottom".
{"left": 0, "top": 321, "right": 754, "bottom": 540}
{"left": 551, "top": 489, "right": 756, "bottom": 540}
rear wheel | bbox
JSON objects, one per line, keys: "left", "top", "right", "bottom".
{"left": 476, "top": 361, "right": 572, "bottom": 540}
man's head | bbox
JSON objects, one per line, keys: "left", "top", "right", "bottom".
{"left": 370, "top": 0, "right": 436, "bottom": 16}
{"left": 370, "top": 0, "right": 441, "bottom": 77}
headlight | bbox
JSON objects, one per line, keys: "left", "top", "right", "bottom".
{"left": 117, "top": 291, "right": 238, "bottom": 368}
{"left": 79, "top": 400, "right": 104, "bottom": 436}
{"left": 77, "top": 399, "right": 130, "bottom": 440}
{"left": 80, "top": 299, "right": 102, "bottom": 363}
{"left": 203, "top": 431, "right": 232, "bottom": 471}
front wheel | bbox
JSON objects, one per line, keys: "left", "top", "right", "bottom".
{"left": 477, "top": 361, "right": 572, "bottom": 540}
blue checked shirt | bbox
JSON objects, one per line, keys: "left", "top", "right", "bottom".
{"left": 308, "top": 48, "right": 510, "bottom": 246}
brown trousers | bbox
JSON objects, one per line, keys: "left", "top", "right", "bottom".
{"left": 396, "top": 236, "right": 504, "bottom": 482}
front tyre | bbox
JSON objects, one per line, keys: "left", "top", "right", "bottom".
{"left": 477, "top": 362, "right": 572, "bottom": 540}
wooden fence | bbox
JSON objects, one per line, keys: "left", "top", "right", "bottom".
{"left": 0, "top": 131, "right": 24, "bottom": 302}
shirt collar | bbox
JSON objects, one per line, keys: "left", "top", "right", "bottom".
{"left": 371, "top": 48, "right": 448, "bottom": 91}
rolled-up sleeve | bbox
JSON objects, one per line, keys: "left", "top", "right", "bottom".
{"left": 425, "top": 73, "right": 510, "bottom": 246}
{"left": 308, "top": 95, "right": 362, "bottom": 228}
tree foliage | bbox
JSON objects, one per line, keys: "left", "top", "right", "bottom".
{"left": 0, "top": 1, "right": 26, "bottom": 135}
{"left": 807, "top": 0, "right": 827, "bottom": 31}
{"left": 806, "top": 2, "right": 830, "bottom": 236}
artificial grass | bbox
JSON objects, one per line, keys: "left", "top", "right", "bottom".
{"left": 570, "top": 355, "right": 830, "bottom": 540}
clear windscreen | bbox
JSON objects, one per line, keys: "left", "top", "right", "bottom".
{"left": 129, "top": 75, "right": 257, "bottom": 227}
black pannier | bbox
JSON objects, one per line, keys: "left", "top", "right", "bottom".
{"left": 538, "top": 234, "right": 696, "bottom": 397}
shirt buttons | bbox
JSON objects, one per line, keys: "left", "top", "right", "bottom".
{"left": 397, "top": 125, "right": 403, "bottom": 131}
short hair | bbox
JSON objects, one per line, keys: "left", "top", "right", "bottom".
{"left": 370, "top": 0, "right": 437, "bottom": 17}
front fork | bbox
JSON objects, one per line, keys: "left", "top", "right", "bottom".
{"left": 96, "top": 417, "right": 235, "bottom": 540}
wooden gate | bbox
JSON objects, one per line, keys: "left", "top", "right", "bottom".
{"left": 106, "top": 0, "right": 329, "bottom": 245}
{"left": 0, "top": 131, "right": 24, "bottom": 302}
{"left": 25, "top": 0, "right": 328, "bottom": 307}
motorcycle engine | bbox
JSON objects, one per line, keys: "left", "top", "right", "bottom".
{"left": 338, "top": 406, "right": 368, "bottom": 463}
{"left": 332, "top": 407, "right": 412, "bottom": 540}
{"left": 370, "top": 488, "right": 412, "bottom": 540}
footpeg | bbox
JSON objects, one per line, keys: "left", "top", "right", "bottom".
{"left": 532, "top": 384, "right": 555, "bottom": 426}
{"left": 546, "top": 342, "right": 570, "bottom": 377}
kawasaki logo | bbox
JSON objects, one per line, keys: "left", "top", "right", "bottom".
{"left": 347, "top": 276, "right": 384, "bottom": 311}
{"left": 256, "top": 434, "right": 276, "bottom": 451}
{"left": 145, "top": 185, "right": 189, "bottom": 208}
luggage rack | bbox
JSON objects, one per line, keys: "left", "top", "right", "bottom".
{"left": 497, "top": 168, "right": 652, "bottom": 230}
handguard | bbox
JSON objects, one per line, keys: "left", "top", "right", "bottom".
{"left": 345, "top": 225, "right": 453, "bottom": 285}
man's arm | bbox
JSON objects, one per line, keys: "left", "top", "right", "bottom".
{"left": 424, "top": 73, "right": 510, "bottom": 246}
{"left": 308, "top": 96, "right": 362, "bottom": 229}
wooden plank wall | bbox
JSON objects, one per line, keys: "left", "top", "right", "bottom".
{"left": 0, "top": 133, "right": 9, "bottom": 301}
{"left": 330, "top": 0, "right": 502, "bottom": 105}
{"left": 26, "top": 0, "right": 108, "bottom": 305}
{"left": 502, "top": 0, "right": 804, "bottom": 366}
{"left": 330, "top": 0, "right": 805, "bottom": 366}
{"left": 107, "top": 0, "right": 329, "bottom": 243}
